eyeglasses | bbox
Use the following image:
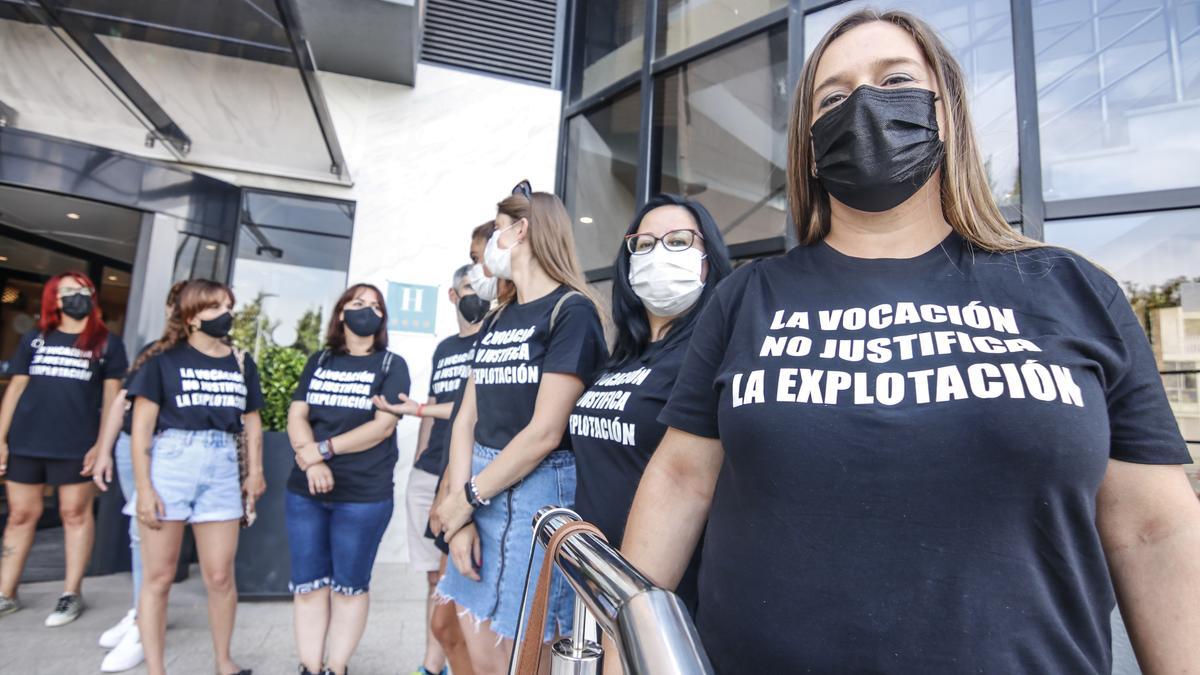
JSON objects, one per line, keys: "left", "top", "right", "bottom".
{"left": 58, "top": 287, "right": 94, "bottom": 298}
{"left": 511, "top": 180, "right": 532, "bottom": 200}
{"left": 624, "top": 229, "right": 705, "bottom": 255}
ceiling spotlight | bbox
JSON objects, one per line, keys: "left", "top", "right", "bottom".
{"left": 0, "top": 255, "right": 8, "bottom": 262}
{"left": 579, "top": 216, "right": 594, "bottom": 224}
{"left": 107, "top": 275, "right": 118, "bottom": 281}
{"left": 205, "top": 244, "right": 217, "bottom": 251}
{"left": 66, "top": 212, "right": 80, "bottom": 220}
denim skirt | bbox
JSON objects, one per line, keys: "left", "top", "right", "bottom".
{"left": 437, "top": 443, "right": 577, "bottom": 642}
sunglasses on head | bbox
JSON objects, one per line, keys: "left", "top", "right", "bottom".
{"left": 511, "top": 180, "right": 532, "bottom": 200}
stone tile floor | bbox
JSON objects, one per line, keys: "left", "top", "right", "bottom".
{"left": 0, "top": 562, "right": 430, "bottom": 675}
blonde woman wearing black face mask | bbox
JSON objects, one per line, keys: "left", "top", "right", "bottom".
{"left": 620, "top": 10, "right": 1200, "bottom": 673}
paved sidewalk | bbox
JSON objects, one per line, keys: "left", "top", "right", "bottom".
{"left": 0, "top": 562, "right": 431, "bottom": 675}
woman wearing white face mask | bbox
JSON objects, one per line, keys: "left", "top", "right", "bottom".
{"left": 435, "top": 181, "right": 607, "bottom": 674}
{"left": 568, "top": 194, "right": 731, "bottom": 613}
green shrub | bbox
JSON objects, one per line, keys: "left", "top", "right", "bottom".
{"left": 258, "top": 345, "right": 308, "bottom": 432}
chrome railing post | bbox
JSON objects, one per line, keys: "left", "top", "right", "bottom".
{"left": 526, "top": 507, "right": 714, "bottom": 675}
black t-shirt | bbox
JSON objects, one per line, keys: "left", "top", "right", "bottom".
{"left": 121, "top": 342, "right": 155, "bottom": 436}
{"left": 569, "top": 338, "right": 701, "bottom": 610}
{"left": 286, "top": 350, "right": 411, "bottom": 502}
{"left": 415, "top": 334, "right": 476, "bottom": 475}
{"left": 473, "top": 286, "right": 607, "bottom": 452}
{"left": 660, "top": 231, "right": 1191, "bottom": 674}
{"left": 7, "top": 329, "right": 128, "bottom": 459}
{"left": 127, "top": 343, "right": 263, "bottom": 433}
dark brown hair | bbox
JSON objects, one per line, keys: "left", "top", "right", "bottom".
{"left": 472, "top": 220, "right": 496, "bottom": 241}
{"left": 325, "top": 284, "right": 388, "bottom": 354}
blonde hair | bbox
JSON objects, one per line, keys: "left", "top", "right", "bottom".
{"left": 787, "top": 8, "right": 1039, "bottom": 253}
{"left": 495, "top": 191, "right": 603, "bottom": 312}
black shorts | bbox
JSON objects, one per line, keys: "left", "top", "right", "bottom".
{"left": 5, "top": 454, "right": 90, "bottom": 486}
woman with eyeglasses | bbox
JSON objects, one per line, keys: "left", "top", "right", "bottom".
{"left": 569, "top": 194, "right": 731, "bottom": 616}
{"left": 434, "top": 181, "right": 607, "bottom": 674}
{"left": 0, "top": 271, "right": 127, "bottom": 625}
{"left": 620, "top": 9, "right": 1200, "bottom": 672}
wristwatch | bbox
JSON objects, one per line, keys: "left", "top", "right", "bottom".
{"left": 318, "top": 439, "right": 335, "bottom": 461}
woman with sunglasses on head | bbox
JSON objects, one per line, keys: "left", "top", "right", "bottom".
{"left": 286, "top": 283, "right": 411, "bottom": 675}
{"left": 125, "top": 279, "right": 265, "bottom": 675}
{"left": 89, "top": 279, "right": 187, "bottom": 672}
{"left": 434, "top": 181, "right": 607, "bottom": 675}
{"left": 620, "top": 9, "right": 1200, "bottom": 673}
{"left": 0, "top": 272, "right": 128, "bottom": 625}
{"left": 569, "top": 194, "right": 731, "bottom": 617}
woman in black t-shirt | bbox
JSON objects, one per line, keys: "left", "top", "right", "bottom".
{"left": 569, "top": 194, "right": 731, "bottom": 615}
{"left": 621, "top": 9, "right": 1200, "bottom": 674}
{"left": 434, "top": 183, "right": 607, "bottom": 671}
{"left": 285, "top": 283, "right": 411, "bottom": 675}
{"left": 125, "top": 279, "right": 265, "bottom": 675}
{"left": 0, "top": 271, "right": 127, "bottom": 624}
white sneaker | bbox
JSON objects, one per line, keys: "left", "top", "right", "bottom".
{"left": 99, "top": 609, "right": 137, "bottom": 648}
{"left": 101, "top": 625, "right": 144, "bottom": 672}
{"left": 44, "top": 593, "right": 84, "bottom": 627}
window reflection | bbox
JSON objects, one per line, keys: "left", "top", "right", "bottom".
{"left": 656, "top": 26, "right": 789, "bottom": 247}
{"left": 575, "top": 0, "right": 646, "bottom": 100}
{"left": 172, "top": 234, "right": 228, "bottom": 283}
{"left": 1044, "top": 209, "right": 1200, "bottom": 491}
{"left": 658, "top": 0, "right": 786, "bottom": 56}
{"left": 805, "top": 0, "right": 1021, "bottom": 206}
{"left": 1033, "top": 0, "right": 1200, "bottom": 200}
{"left": 565, "top": 88, "right": 642, "bottom": 272}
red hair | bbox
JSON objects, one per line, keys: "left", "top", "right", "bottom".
{"left": 40, "top": 272, "right": 109, "bottom": 358}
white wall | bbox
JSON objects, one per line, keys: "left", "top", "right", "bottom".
{"left": 320, "top": 64, "right": 562, "bottom": 561}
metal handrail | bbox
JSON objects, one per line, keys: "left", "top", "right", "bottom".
{"left": 511, "top": 507, "right": 714, "bottom": 675}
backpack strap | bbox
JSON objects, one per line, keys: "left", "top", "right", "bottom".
{"left": 548, "top": 291, "right": 583, "bottom": 334}
{"left": 232, "top": 347, "right": 247, "bottom": 378}
{"left": 316, "top": 348, "right": 331, "bottom": 368}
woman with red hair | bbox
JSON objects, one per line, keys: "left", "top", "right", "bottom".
{"left": 0, "top": 271, "right": 127, "bottom": 625}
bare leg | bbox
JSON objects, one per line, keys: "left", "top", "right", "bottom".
{"left": 422, "top": 570, "right": 448, "bottom": 672}
{"left": 0, "top": 481, "right": 44, "bottom": 598}
{"left": 192, "top": 520, "right": 242, "bottom": 675}
{"left": 456, "top": 614, "right": 514, "bottom": 675}
{"left": 57, "top": 482, "right": 96, "bottom": 595}
{"left": 138, "top": 521, "right": 185, "bottom": 675}
{"left": 293, "top": 587, "right": 330, "bottom": 673}
{"left": 432, "top": 599, "right": 475, "bottom": 675}
{"left": 325, "top": 592, "right": 370, "bottom": 675}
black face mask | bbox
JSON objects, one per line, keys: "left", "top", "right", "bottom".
{"left": 457, "top": 294, "right": 490, "bottom": 324}
{"left": 60, "top": 293, "right": 93, "bottom": 320}
{"left": 344, "top": 307, "right": 383, "bottom": 337}
{"left": 198, "top": 312, "right": 234, "bottom": 338}
{"left": 811, "top": 86, "right": 945, "bottom": 213}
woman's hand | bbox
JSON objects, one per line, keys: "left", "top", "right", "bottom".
{"left": 306, "top": 463, "right": 334, "bottom": 495}
{"left": 373, "top": 393, "right": 421, "bottom": 417}
{"left": 136, "top": 487, "right": 166, "bottom": 531}
{"left": 295, "top": 442, "right": 323, "bottom": 471}
{"left": 436, "top": 486, "right": 475, "bottom": 541}
{"left": 80, "top": 443, "right": 101, "bottom": 477}
{"left": 429, "top": 482, "right": 449, "bottom": 534}
{"left": 90, "top": 447, "right": 114, "bottom": 491}
{"left": 449, "top": 523, "right": 482, "bottom": 581}
{"left": 243, "top": 470, "right": 267, "bottom": 504}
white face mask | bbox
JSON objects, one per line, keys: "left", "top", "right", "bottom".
{"left": 483, "top": 224, "right": 520, "bottom": 281}
{"left": 628, "top": 245, "right": 706, "bottom": 318}
{"left": 467, "top": 263, "right": 498, "bottom": 303}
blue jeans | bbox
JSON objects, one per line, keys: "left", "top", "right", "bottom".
{"left": 437, "top": 443, "right": 577, "bottom": 642}
{"left": 285, "top": 491, "right": 394, "bottom": 595}
{"left": 115, "top": 432, "right": 141, "bottom": 608}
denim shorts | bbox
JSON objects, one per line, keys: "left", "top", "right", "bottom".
{"left": 122, "top": 429, "right": 243, "bottom": 524}
{"left": 285, "top": 491, "right": 394, "bottom": 596}
{"left": 437, "top": 443, "right": 577, "bottom": 643}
